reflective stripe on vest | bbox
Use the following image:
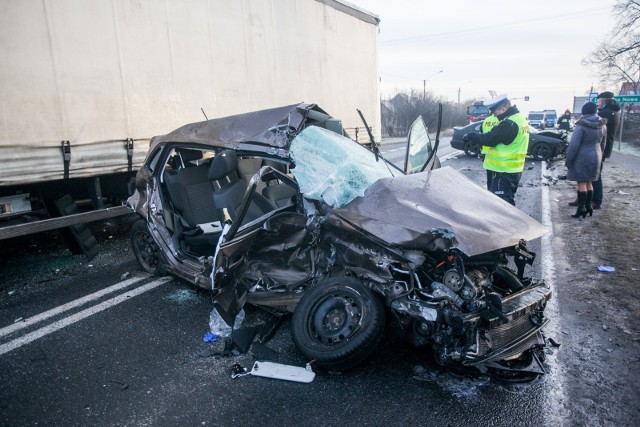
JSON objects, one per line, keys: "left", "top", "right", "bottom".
{"left": 483, "top": 112, "right": 529, "bottom": 173}
{"left": 481, "top": 115, "right": 500, "bottom": 153}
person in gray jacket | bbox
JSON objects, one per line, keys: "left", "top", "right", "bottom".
{"left": 565, "top": 102, "right": 607, "bottom": 218}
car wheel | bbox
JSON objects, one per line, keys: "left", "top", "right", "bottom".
{"left": 463, "top": 141, "right": 482, "bottom": 157}
{"left": 130, "top": 219, "right": 163, "bottom": 275}
{"left": 291, "top": 276, "right": 385, "bottom": 371}
{"left": 531, "top": 142, "right": 552, "bottom": 161}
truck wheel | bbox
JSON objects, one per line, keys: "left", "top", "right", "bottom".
{"left": 130, "top": 219, "right": 163, "bottom": 275}
{"left": 291, "top": 276, "right": 385, "bottom": 371}
{"left": 531, "top": 142, "right": 552, "bottom": 161}
{"left": 463, "top": 141, "right": 482, "bottom": 157}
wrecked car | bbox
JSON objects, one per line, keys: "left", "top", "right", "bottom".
{"left": 128, "top": 103, "right": 552, "bottom": 379}
{"left": 451, "top": 119, "right": 569, "bottom": 160}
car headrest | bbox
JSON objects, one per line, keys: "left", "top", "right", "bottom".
{"left": 176, "top": 148, "right": 203, "bottom": 163}
{"left": 209, "top": 150, "right": 239, "bottom": 181}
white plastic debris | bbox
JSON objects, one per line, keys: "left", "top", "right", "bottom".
{"left": 232, "top": 361, "right": 316, "bottom": 383}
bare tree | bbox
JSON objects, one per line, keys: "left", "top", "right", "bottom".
{"left": 584, "top": 0, "right": 640, "bottom": 141}
{"left": 583, "top": 0, "right": 640, "bottom": 89}
{"left": 381, "top": 90, "right": 468, "bottom": 137}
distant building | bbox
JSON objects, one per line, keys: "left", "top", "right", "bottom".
{"left": 619, "top": 82, "right": 640, "bottom": 95}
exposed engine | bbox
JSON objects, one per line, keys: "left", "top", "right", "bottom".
{"left": 386, "top": 242, "right": 550, "bottom": 377}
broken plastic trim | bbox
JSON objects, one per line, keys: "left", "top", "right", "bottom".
{"left": 231, "top": 361, "right": 316, "bottom": 383}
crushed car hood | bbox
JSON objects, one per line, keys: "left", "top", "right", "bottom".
{"left": 333, "top": 166, "right": 548, "bottom": 256}
{"left": 149, "top": 103, "right": 330, "bottom": 154}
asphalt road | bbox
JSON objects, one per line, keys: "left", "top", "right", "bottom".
{"left": 0, "top": 148, "right": 565, "bottom": 426}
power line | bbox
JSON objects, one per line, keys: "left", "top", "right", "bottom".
{"left": 381, "top": 7, "right": 610, "bottom": 46}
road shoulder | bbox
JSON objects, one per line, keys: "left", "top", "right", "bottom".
{"left": 547, "top": 151, "right": 640, "bottom": 425}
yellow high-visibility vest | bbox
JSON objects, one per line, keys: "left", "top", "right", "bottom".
{"left": 481, "top": 115, "right": 500, "bottom": 153}
{"left": 483, "top": 112, "right": 529, "bottom": 173}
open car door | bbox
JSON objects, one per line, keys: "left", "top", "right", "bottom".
{"left": 210, "top": 166, "right": 315, "bottom": 325}
{"left": 404, "top": 115, "right": 441, "bottom": 175}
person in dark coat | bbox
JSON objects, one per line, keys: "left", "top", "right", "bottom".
{"left": 557, "top": 110, "right": 572, "bottom": 131}
{"left": 593, "top": 91, "right": 621, "bottom": 208}
{"left": 565, "top": 102, "right": 607, "bottom": 218}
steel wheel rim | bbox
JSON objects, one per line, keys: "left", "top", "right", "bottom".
{"left": 133, "top": 230, "right": 159, "bottom": 271}
{"left": 309, "top": 290, "right": 363, "bottom": 345}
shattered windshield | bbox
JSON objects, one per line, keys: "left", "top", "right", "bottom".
{"left": 290, "top": 126, "right": 394, "bottom": 208}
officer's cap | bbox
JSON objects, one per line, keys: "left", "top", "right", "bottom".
{"left": 485, "top": 94, "right": 509, "bottom": 111}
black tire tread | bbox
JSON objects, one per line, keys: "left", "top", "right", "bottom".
{"left": 130, "top": 219, "right": 164, "bottom": 275}
{"left": 291, "top": 277, "right": 385, "bottom": 372}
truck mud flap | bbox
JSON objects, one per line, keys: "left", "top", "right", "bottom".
{"left": 54, "top": 194, "right": 99, "bottom": 260}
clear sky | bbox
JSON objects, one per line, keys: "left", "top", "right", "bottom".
{"left": 351, "top": 0, "right": 618, "bottom": 115}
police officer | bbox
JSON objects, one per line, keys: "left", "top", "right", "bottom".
{"left": 480, "top": 112, "right": 500, "bottom": 190}
{"left": 557, "top": 109, "right": 572, "bottom": 131}
{"left": 463, "top": 94, "right": 530, "bottom": 206}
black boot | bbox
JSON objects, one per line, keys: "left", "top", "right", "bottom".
{"left": 571, "top": 191, "right": 587, "bottom": 218}
{"left": 585, "top": 190, "right": 594, "bottom": 216}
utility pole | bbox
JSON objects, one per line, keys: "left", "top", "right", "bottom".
{"left": 422, "top": 69, "right": 443, "bottom": 100}
{"left": 457, "top": 87, "right": 461, "bottom": 106}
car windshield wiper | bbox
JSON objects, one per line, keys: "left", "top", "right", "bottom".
{"left": 356, "top": 108, "right": 395, "bottom": 176}
{"left": 356, "top": 108, "right": 382, "bottom": 162}
{"left": 419, "top": 103, "right": 442, "bottom": 172}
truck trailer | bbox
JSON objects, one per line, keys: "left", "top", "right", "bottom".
{"left": 0, "top": 0, "right": 380, "bottom": 257}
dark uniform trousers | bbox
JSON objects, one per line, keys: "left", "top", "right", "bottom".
{"left": 487, "top": 171, "right": 521, "bottom": 206}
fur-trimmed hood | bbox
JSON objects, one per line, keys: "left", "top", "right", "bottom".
{"left": 577, "top": 114, "right": 607, "bottom": 129}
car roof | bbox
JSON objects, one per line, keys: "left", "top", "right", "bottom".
{"left": 149, "top": 103, "right": 331, "bottom": 155}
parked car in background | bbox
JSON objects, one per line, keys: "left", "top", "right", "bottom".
{"left": 127, "top": 103, "right": 552, "bottom": 380}
{"left": 451, "top": 119, "right": 568, "bottom": 160}
{"left": 544, "top": 110, "right": 557, "bottom": 129}
{"left": 528, "top": 111, "right": 545, "bottom": 129}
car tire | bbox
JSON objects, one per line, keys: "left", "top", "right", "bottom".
{"left": 130, "top": 219, "right": 164, "bottom": 275}
{"left": 291, "top": 276, "right": 385, "bottom": 371}
{"left": 463, "top": 141, "right": 482, "bottom": 157}
{"left": 531, "top": 142, "right": 552, "bottom": 161}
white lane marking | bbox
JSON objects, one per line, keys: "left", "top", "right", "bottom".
{"left": 0, "top": 277, "right": 172, "bottom": 356}
{"left": 440, "top": 151, "right": 461, "bottom": 162}
{"left": 0, "top": 276, "right": 146, "bottom": 339}
{"left": 540, "top": 165, "right": 569, "bottom": 424}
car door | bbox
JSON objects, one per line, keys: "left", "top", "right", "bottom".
{"left": 404, "top": 115, "right": 441, "bottom": 174}
{"left": 210, "top": 165, "right": 311, "bottom": 324}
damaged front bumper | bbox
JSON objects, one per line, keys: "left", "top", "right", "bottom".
{"left": 461, "top": 283, "right": 552, "bottom": 366}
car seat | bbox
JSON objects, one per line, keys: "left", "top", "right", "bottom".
{"left": 163, "top": 149, "right": 221, "bottom": 251}
{"left": 209, "top": 150, "right": 275, "bottom": 224}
